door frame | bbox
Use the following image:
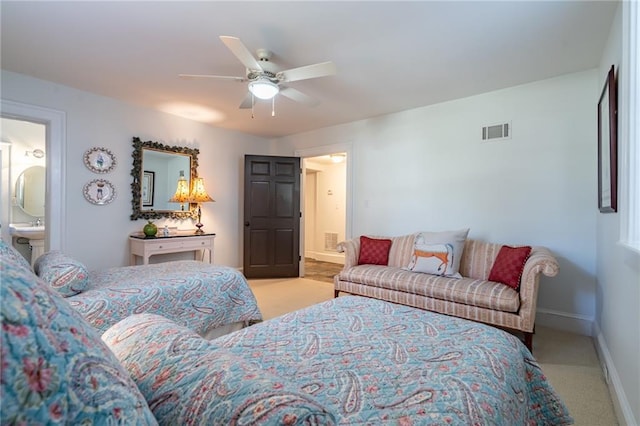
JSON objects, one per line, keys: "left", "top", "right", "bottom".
{"left": 295, "top": 142, "right": 353, "bottom": 276}
{"left": 1, "top": 99, "right": 67, "bottom": 251}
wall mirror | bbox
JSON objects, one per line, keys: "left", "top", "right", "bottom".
{"left": 15, "top": 165, "right": 46, "bottom": 218}
{"left": 130, "top": 137, "right": 199, "bottom": 220}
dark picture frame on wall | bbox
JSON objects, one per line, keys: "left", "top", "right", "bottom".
{"left": 598, "top": 65, "right": 618, "bottom": 213}
{"left": 142, "top": 170, "right": 155, "bottom": 207}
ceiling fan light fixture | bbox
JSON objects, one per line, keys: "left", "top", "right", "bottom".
{"left": 248, "top": 79, "right": 279, "bottom": 100}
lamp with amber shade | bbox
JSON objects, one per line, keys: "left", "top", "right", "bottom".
{"left": 188, "top": 177, "right": 214, "bottom": 234}
{"left": 168, "top": 171, "right": 190, "bottom": 210}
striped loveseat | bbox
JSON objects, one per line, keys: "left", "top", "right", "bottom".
{"left": 334, "top": 234, "right": 559, "bottom": 351}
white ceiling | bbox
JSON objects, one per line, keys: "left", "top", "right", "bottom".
{"left": 1, "top": 1, "right": 617, "bottom": 139}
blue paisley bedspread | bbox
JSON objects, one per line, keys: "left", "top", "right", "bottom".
{"left": 68, "top": 260, "right": 262, "bottom": 336}
{"left": 211, "top": 296, "right": 573, "bottom": 425}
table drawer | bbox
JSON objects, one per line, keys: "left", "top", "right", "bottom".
{"left": 150, "top": 239, "right": 211, "bottom": 251}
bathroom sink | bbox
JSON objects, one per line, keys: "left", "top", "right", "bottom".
{"left": 9, "top": 224, "right": 45, "bottom": 240}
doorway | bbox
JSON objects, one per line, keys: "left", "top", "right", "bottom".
{"left": 0, "top": 118, "right": 46, "bottom": 260}
{"left": 242, "top": 149, "right": 350, "bottom": 281}
{"left": 1, "top": 99, "right": 66, "bottom": 252}
{"left": 297, "top": 143, "right": 352, "bottom": 279}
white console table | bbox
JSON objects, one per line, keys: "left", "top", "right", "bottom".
{"left": 129, "top": 231, "right": 215, "bottom": 265}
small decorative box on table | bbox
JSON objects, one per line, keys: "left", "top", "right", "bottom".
{"left": 129, "top": 230, "right": 215, "bottom": 265}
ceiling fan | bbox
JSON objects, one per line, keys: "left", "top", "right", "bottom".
{"left": 179, "top": 36, "right": 337, "bottom": 111}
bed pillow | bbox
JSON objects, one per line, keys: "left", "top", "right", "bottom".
{"left": 358, "top": 236, "right": 392, "bottom": 265}
{"left": 103, "top": 313, "right": 337, "bottom": 425}
{"left": 33, "top": 250, "right": 89, "bottom": 297}
{"left": 0, "top": 251, "right": 156, "bottom": 425}
{"left": 488, "top": 245, "right": 532, "bottom": 290}
{"left": 405, "top": 228, "right": 469, "bottom": 278}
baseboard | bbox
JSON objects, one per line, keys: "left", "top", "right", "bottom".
{"left": 535, "top": 307, "right": 593, "bottom": 336}
{"left": 305, "top": 251, "right": 345, "bottom": 264}
{"left": 593, "top": 323, "right": 637, "bottom": 426}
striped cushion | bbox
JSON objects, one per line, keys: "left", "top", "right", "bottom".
{"left": 337, "top": 265, "right": 520, "bottom": 313}
{"left": 459, "top": 239, "right": 503, "bottom": 280}
{"left": 386, "top": 234, "right": 416, "bottom": 267}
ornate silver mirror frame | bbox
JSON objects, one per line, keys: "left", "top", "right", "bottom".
{"left": 130, "top": 136, "right": 199, "bottom": 220}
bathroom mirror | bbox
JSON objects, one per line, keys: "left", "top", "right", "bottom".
{"left": 130, "top": 137, "right": 199, "bottom": 220}
{"left": 15, "top": 165, "right": 46, "bottom": 218}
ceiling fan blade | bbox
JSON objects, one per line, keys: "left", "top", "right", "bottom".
{"left": 239, "top": 92, "right": 253, "bottom": 109}
{"left": 179, "top": 73, "right": 245, "bottom": 81}
{"left": 219, "top": 36, "right": 263, "bottom": 71}
{"left": 278, "top": 61, "right": 336, "bottom": 83}
{"left": 279, "top": 87, "right": 320, "bottom": 107}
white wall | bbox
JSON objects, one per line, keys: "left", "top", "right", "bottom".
{"left": 1, "top": 70, "right": 270, "bottom": 270}
{"left": 275, "top": 70, "right": 599, "bottom": 332}
{"left": 595, "top": 4, "right": 640, "bottom": 425}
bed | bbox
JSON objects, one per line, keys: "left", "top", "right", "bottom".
{"left": 104, "top": 295, "right": 573, "bottom": 424}
{"left": 33, "top": 250, "right": 262, "bottom": 339}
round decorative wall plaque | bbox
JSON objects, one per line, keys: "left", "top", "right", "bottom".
{"left": 84, "top": 147, "right": 116, "bottom": 174}
{"left": 83, "top": 179, "right": 116, "bottom": 205}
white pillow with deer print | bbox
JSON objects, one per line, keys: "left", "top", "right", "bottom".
{"left": 405, "top": 229, "right": 470, "bottom": 278}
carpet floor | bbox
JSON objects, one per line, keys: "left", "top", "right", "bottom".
{"left": 247, "top": 276, "right": 618, "bottom": 426}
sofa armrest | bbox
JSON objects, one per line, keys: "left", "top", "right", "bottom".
{"left": 523, "top": 246, "right": 560, "bottom": 279}
{"left": 337, "top": 238, "right": 361, "bottom": 268}
{"left": 517, "top": 246, "right": 559, "bottom": 331}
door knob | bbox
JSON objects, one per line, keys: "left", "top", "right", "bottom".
{"left": 244, "top": 222, "right": 250, "bottom": 227}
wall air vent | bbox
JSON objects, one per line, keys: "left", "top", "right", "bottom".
{"left": 482, "top": 122, "right": 511, "bottom": 141}
{"left": 324, "top": 232, "right": 338, "bottom": 251}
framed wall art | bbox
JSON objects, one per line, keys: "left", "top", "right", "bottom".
{"left": 142, "top": 171, "right": 155, "bottom": 207}
{"left": 597, "top": 65, "right": 618, "bottom": 213}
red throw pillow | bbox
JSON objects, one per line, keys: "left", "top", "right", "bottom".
{"left": 358, "top": 236, "right": 392, "bottom": 266}
{"left": 488, "top": 245, "right": 532, "bottom": 290}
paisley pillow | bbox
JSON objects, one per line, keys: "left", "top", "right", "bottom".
{"left": 0, "top": 251, "right": 157, "bottom": 425}
{"left": 34, "top": 250, "right": 89, "bottom": 296}
{"left": 103, "top": 313, "right": 337, "bottom": 425}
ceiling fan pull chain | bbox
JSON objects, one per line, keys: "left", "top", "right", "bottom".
{"left": 272, "top": 97, "right": 276, "bottom": 117}
{"left": 251, "top": 93, "right": 255, "bottom": 119}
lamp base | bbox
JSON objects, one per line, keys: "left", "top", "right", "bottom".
{"left": 194, "top": 204, "right": 204, "bottom": 234}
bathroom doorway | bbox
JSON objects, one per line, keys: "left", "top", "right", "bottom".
{"left": 1, "top": 117, "right": 46, "bottom": 261}
{"left": 299, "top": 148, "right": 350, "bottom": 280}
{"left": 1, "top": 99, "right": 66, "bottom": 252}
